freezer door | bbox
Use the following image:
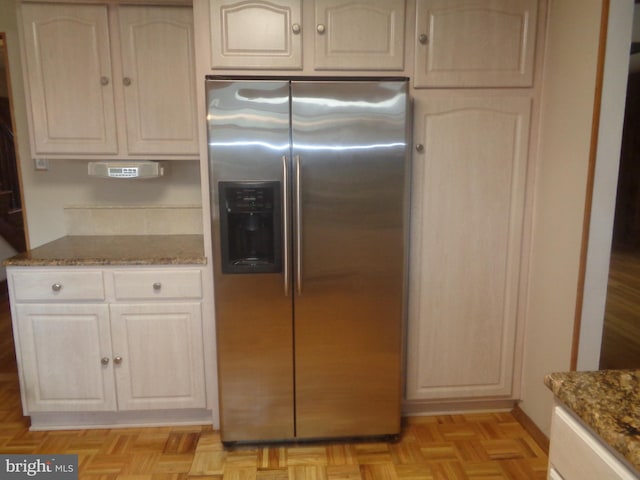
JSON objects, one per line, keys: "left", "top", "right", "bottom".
{"left": 291, "top": 80, "right": 409, "bottom": 439}
{"left": 207, "top": 80, "right": 295, "bottom": 442}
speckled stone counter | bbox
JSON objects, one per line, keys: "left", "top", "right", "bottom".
{"left": 3, "top": 235, "right": 206, "bottom": 266}
{"left": 545, "top": 370, "right": 640, "bottom": 471}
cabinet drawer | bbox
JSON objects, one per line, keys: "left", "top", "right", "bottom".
{"left": 549, "top": 405, "right": 638, "bottom": 480}
{"left": 11, "top": 271, "right": 105, "bottom": 301}
{"left": 113, "top": 270, "right": 202, "bottom": 300}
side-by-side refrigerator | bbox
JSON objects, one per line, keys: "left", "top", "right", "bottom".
{"left": 206, "top": 78, "right": 411, "bottom": 443}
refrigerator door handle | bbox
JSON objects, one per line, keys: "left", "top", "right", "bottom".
{"left": 282, "top": 155, "right": 290, "bottom": 296}
{"left": 295, "top": 154, "right": 303, "bottom": 295}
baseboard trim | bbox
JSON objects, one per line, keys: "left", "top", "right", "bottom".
{"left": 403, "top": 398, "right": 516, "bottom": 416}
{"left": 511, "top": 404, "right": 549, "bottom": 454}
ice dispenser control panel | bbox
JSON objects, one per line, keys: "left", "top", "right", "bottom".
{"left": 218, "top": 181, "right": 282, "bottom": 274}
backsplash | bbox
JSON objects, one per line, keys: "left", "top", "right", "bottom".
{"left": 64, "top": 205, "right": 203, "bottom": 236}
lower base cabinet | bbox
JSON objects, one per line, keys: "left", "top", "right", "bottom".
{"left": 548, "top": 402, "right": 638, "bottom": 479}
{"left": 8, "top": 266, "right": 207, "bottom": 426}
{"left": 109, "top": 303, "right": 205, "bottom": 411}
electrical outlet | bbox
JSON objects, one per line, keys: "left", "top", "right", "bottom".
{"left": 34, "top": 158, "right": 49, "bottom": 171}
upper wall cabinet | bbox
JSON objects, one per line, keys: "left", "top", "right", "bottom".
{"left": 118, "top": 6, "right": 198, "bottom": 155}
{"left": 314, "top": 0, "right": 405, "bottom": 70}
{"left": 414, "top": 0, "right": 538, "bottom": 88}
{"left": 20, "top": 4, "right": 118, "bottom": 156}
{"left": 20, "top": 2, "right": 198, "bottom": 160}
{"left": 207, "top": 0, "right": 405, "bottom": 71}
{"left": 209, "top": 0, "right": 303, "bottom": 70}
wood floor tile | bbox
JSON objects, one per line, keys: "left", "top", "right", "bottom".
{"left": 288, "top": 465, "right": 327, "bottom": 480}
{"left": 326, "top": 464, "right": 362, "bottom": 480}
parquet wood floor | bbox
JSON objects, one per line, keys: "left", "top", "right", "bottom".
{"left": 601, "top": 250, "right": 640, "bottom": 369}
{"left": 0, "top": 297, "right": 548, "bottom": 479}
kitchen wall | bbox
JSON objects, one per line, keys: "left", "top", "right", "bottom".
{"left": 0, "top": 0, "right": 203, "bottom": 249}
{"left": 519, "top": 0, "right": 607, "bottom": 435}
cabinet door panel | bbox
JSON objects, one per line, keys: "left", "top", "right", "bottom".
{"left": 209, "top": 0, "right": 302, "bottom": 69}
{"left": 119, "top": 6, "right": 199, "bottom": 155}
{"left": 314, "top": 0, "right": 405, "bottom": 70}
{"left": 407, "top": 94, "right": 530, "bottom": 400}
{"left": 414, "top": 0, "right": 538, "bottom": 87}
{"left": 20, "top": 3, "right": 117, "bottom": 154}
{"left": 16, "top": 304, "right": 115, "bottom": 413}
{"left": 110, "top": 303, "right": 205, "bottom": 410}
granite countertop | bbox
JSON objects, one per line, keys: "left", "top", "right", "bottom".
{"left": 545, "top": 369, "right": 640, "bottom": 471}
{"left": 3, "top": 235, "right": 206, "bottom": 266}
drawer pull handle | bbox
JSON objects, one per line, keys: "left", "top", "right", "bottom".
{"left": 101, "top": 357, "right": 110, "bottom": 365}
{"left": 51, "top": 283, "right": 62, "bottom": 292}
{"left": 113, "top": 356, "right": 123, "bottom": 365}
{"left": 153, "top": 282, "right": 162, "bottom": 291}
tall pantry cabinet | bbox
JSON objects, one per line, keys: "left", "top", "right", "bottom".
{"left": 406, "top": 0, "right": 539, "bottom": 405}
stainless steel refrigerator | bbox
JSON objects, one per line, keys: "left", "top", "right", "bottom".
{"left": 206, "top": 78, "right": 410, "bottom": 443}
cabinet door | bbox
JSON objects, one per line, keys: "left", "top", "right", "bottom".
{"left": 406, "top": 93, "right": 530, "bottom": 400}
{"left": 109, "top": 303, "right": 205, "bottom": 410}
{"left": 313, "top": 0, "right": 405, "bottom": 70}
{"left": 414, "top": 0, "right": 538, "bottom": 87}
{"left": 20, "top": 3, "right": 118, "bottom": 155}
{"left": 15, "top": 304, "right": 116, "bottom": 413}
{"left": 209, "top": 0, "right": 302, "bottom": 70}
{"left": 118, "top": 6, "right": 199, "bottom": 156}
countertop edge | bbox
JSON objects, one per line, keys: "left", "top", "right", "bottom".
{"left": 2, "top": 235, "right": 207, "bottom": 267}
{"left": 545, "top": 370, "right": 640, "bottom": 472}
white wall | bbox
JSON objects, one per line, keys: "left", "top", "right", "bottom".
{"left": 519, "top": 0, "right": 603, "bottom": 435}
{"left": 0, "top": 0, "right": 202, "bottom": 249}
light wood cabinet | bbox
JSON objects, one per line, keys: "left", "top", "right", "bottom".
{"left": 109, "top": 302, "right": 205, "bottom": 411}
{"left": 406, "top": 93, "right": 530, "bottom": 401}
{"left": 209, "top": 0, "right": 303, "bottom": 70}
{"left": 8, "top": 267, "right": 206, "bottom": 419}
{"left": 414, "top": 0, "right": 538, "bottom": 88}
{"left": 207, "top": 0, "right": 405, "bottom": 71}
{"left": 548, "top": 403, "right": 638, "bottom": 479}
{"left": 313, "top": 0, "right": 405, "bottom": 70}
{"left": 15, "top": 303, "right": 116, "bottom": 412}
{"left": 20, "top": 2, "right": 198, "bottom": 159}
{"left": 118, "top": 6, "right": 198, "bottom": 155}
{"left": 20, "top": 3, "right": 118, "bottom": 155}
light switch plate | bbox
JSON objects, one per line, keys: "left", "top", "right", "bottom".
{"left": 34, "top": 158, "right": 49, "bottom": 171}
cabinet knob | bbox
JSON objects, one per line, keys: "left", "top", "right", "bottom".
{"left": 123, "top": 77, "right": 132, "bottom": 86}
{"left": 101, "top": 357, "right": 110, "bottom": 365}
{"left": 316, "top": 24, "right": 326, "bottom": 34}
{"left": 418, "top": 33, "right": 428, "bottom": 45}
{"left": 100, "top": 76, "right": 110, "bottom": 86}
{"left": 415, "top": 144, "right": 424, "bottom": 153}
{"left": 51, "top": 283, "right": 62, "bottom": 292}
{"left": 113, "top": 356, "right": 123, "bottom": 365}
{"left": 153, "top": 282, "right": 162, "bottom": 291}
{"left": 291, "top": 23, "right": 301, "bottom": 34}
